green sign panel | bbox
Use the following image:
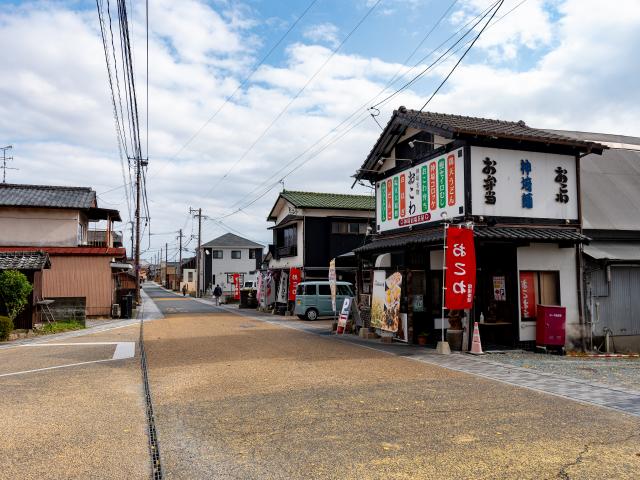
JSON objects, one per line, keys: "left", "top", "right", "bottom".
{"left": 438, "top": 158, "right": 446, "bottom": 209}
{"left": 393, "top": 177, "right": 399, "bottom": 219}
{"left": 380, "top": 181, "right": 386, "bottom": 221}
{"left": 421, "top": 165, "right": 428, "bottom": 212}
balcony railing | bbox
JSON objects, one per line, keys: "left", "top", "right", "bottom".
{"left": 276, "top": 245, "right": 297, "bottom": 258}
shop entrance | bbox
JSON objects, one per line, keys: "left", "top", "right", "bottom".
{"left": 475, "top": 243, "right": 519, "bottom": 348}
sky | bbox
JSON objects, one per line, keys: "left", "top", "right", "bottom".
{"left": 1, "top": 0, "right": 639, "bottom": 262}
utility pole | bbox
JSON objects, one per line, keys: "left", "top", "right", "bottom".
{"left": 159, "top": 247, "right": 162, "bottom": 284}
{"left": 177, "top": 229, "right": 184, "bottom": 287}
{"left": 165, "top": 242, "right": 168, "bottom": 287}
{"left": 189, "top": 207, "right": 204, "bottom": 297}
{"left": 1, "top": 145, "right": 17, "bottom": 183}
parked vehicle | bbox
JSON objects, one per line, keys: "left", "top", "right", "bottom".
{"left": 294, "top": 281, "right": 354, "bottom": 320}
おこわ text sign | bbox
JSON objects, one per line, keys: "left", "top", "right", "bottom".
{"left": 444, "top": 227, "right": 476, "bottom": 310}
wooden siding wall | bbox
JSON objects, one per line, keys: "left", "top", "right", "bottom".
{"left": 42, "top": 256, "right": 114, "bottom": 316}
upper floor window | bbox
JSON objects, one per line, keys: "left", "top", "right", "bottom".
{"left": 212, "top": 250, "right": 223, "bottom": 259}
{"left": 332, "top": 222, "right": 367, "bottom": 234}
{"left": 231, "top": 250, "right": 241, "bottom": 259}
{"left": 249, "top": 249, "right": 256, "bottom": 259}
{"left": 283, "top": 226, "right": 296, "bottom": 246}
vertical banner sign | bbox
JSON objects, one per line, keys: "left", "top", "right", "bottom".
{"left": 336, "top": 297, "right": 352, "bottom": 334}
{"left": 233, "top": 273, "right": 241, "bottom": 300}
{"left": 519, "top": 272, "right": 536, "bottom": 319}
{"left": 386, "top": 179, "right": 392, "bottom": 221}
{"left": 382, "top": 272, "right": 402, "bottom": 332}
{"left": 380, "top": 181, "right": 386, "bottom": 221}
{"left": 447, "top": 154, "right": 456, "bottom": 206}
{"left": 444, "top": 228, "right": 476, "bottom": 310}
{"left": 277, "top": 271, "right": 288, "bottom": 303}
{"left": 421, "top": 165, "right": 428, "bottom": 212}
{"left": 400, "top": 174, "right": 406, "bottom": 218}
{"left": 256, "top": 272, "right": 263, "bottom": 302}
{"left": 429, "top": 163, "right": 437, "bottom": 210}
{"left": 371, "top": 270, "right": 386, "bottom": 329}
{"left": 329, "top": 258, "right": 337, "bottom": 313}
{"left": 438, "top": 158, "right": 446, "bottom": 208}
{"left": 288, "top": 267, "right": 301, "bottom": 301}
{"left": 393, "top": 176, "right": 399, "bottom": 219}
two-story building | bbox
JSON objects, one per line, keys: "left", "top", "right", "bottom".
{"left": 353, "top": 108, "right": 605, "bottom": 348}
{"left": 0, "top": 183, "right": 126, "bottom": 322}
{"left": 199, "top": 233, "right": 263, "bottom": 295}
{"left": 266, "top": 190, "right": 375, "bottom": 283}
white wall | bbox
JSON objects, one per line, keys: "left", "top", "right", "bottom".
{"left": 268, "top": 219, "right": 304, "bottom": 269}
{"left": 206, "top": 247, "right": 258, "bottom": 293}
{"left": 517, "top": 243, "right": 579, "bottom": 343}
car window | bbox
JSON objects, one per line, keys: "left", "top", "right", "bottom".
{"left": 318, "top": 284, "right": 331, "bottom": 295}
{"left": 298, "top": 284, "right": 316, "bottom": 295}
{"left": 337, "top": 284, "right": 352, "bottom": 295}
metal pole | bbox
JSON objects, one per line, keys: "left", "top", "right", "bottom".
{"left": 178, "top": 229, "right": 183, "bottom": 286}
{"left": 441, "top": 222, "right": 448, "bottom": 343}
{"left": 165, "top": 242, "right": 168, "bottom": 287}
{"left": 197, "top": 208, "right": 202, "bottom": 297}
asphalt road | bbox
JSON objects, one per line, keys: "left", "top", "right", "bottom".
{"left": 144, "top": 283, "right": 225, "bottom": 315}
{"left": 141, "top": 285, "right": 640, "bottom": 480}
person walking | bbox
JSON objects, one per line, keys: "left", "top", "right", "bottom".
{"left": 182, "top": 284, "right": 188, "bottom": 296}
{"left": 213, "top": 284, "right": 222, "bottom": 306}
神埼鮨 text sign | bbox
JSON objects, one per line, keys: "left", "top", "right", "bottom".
{"left": 376, "top": 148, "right": 465, "bottom": 233}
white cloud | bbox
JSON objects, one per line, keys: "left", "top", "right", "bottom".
{"left": 303, "top": 22, "right": 340, "bottom": 47}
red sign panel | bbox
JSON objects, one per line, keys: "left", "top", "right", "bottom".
{"left": 289, "top": 268, "right": 301, "bottom": 301}
{"left": 447, "top": 154, "right": 456, "bottom": 206}
{"left": 429, "top": 163, "right": 437, "bottom": 211}
{"left": 386, "top": 179, "right": 392, "bottom": 221}
{"left": 400, "top": 174, "right": 406, "bottom": 217}
{"left": 233, "top": 273, "right": 241, "bottom": 300}
{"left": 444, "top": 227, "right": 476, "bottom": 310}
{"left": 519, "top": 272, "right": 536, "bottom": 319}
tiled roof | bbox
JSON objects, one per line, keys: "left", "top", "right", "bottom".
{"left": 0, "top": 184, "right": 96, "bottom": 209}
{"left": 0, "top": 246, "right": 126, "bottom": 256}
{"left": 354, "top": 227, "right": 589, "bottom": 253}
{"left": 280, "top": 190, "right": 375, "bottom": 210}
{"left": 395, "top": 110, "right": 606, "bottom": 150}
{"left": 202, "top": 232, "right": 263, "bottom": 248}
{"left": 0, "top": 251, "right": 51, "bottom": 270}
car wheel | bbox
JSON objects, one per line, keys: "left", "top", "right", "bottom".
{"left": 305, "top": 308, "right": 319, "bottom": 321}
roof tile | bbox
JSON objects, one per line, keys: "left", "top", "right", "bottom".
{"left": 0, "top": 184, "right": 96, "bottom": 209}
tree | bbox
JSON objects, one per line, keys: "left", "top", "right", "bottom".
{"left": 0, "top": 270, "right": 33, "bottom": 322}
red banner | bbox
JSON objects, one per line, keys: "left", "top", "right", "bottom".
{"left": 519, "top": 272, "right": 536, "bottom": 319}
{"left": 444, "top": 227, "right": 476, "bottom": 310}
{"left": 233, "top": 273, "right": 241, "bottom": 300}
{"left": 289, "top": 267, "right": 301, "bottom": 301}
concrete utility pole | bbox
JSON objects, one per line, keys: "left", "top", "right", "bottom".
{"left": 1, "top": 145, "right": 17, "bottom": 183}
{"left": 165, "top": 242, "right": 168, "bottom": 287}
{"left": 177, "top": 229, "right": 183, "bottom": 286}
{"left": 189, "top": 207, "right": 204, "bottom": 297}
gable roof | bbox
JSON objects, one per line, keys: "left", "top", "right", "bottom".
{"left": 202, "top": 232, "right": 263, "bottom": 249}
{"left": 356, "top": 108, "right": 607, "bottom": 180}
{"left": 0, "top": 250, "right": 51, "bottom": 270}
{"left": 267, "top": 190, "right": 374, "bottom": 221}
{"left": 0, "top": 184, "right": 96, "bottom": 209}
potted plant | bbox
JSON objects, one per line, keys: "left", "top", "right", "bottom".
{"left": 447, "top": 310, "right": 464, "bottom": 351}
{"left": 417, "top": 331, "right": 428, "bottom": 346}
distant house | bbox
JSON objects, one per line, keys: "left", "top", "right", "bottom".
{"left": 179, "top": 256, "right": 196, "bottom": 294}
{"left": 266, "top": 190, "right": 374, "bottom": 281}
{"left": 199, "top": 233, "right": 263, "bottom": 294}
{"left": 0, "top": 183, "right": 126, "bottom": 322}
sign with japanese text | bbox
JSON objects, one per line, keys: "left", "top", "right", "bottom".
{"left": 376, "top": 148, "right": 465, "bottom": 232}
{"left": 444, "top": 227, "right": 476, "bottom": 310}
{"left": 277, "top": 271, "right": 288, "bottom": 303}
{"left": 329, "top": 258, "right": 337, "bottom": 313}
{"left": 493, "top": 276, "right": 506, "bottom": 301}
{"left": 288, "top": 267, "right": 301, "bottom": 301}
{"left": 470, "top": 147, "right": 578, "bottom": 220}
{"left": 337, "top": 297, "right": 352, "bottom": 334}
{"left": 233, "top": 273, "right": 241, "bottom": 300}
{"left": 519, "top": 271, "right": 537, "bottom": 319}
{"left": 371, "top": 270, "right": 386, "bottom": 329}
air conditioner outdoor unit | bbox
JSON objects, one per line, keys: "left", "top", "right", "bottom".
{"left": 111, "top": 303, "right": 121, "bottom": 318}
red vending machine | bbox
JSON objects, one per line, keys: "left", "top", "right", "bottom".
{"left": 536, "top": 305, "right": 566, "bottom": 349}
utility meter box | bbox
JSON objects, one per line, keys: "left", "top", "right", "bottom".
{"left": 536, "top": 305, "right": 566, "bottom": 348}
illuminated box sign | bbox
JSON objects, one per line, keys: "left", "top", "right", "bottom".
{"left": 376, "top": 148, "right": 465, "bottom": 233}
{"left": 470, "top": 146, "right": 578, "bottom": 220}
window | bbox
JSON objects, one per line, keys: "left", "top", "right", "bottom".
{"left": 337, "top": 284, "right": 353, "bottom": 295}
{"left": 297, "top": 284, "right": 316, "bottom": 295}
{"left": 249, "top": 249, "right": 256, "bottom": 259}
{"left": 283, "top": 226, "right": 296, "bottom": 246}
{"left": 212, "top": 250, "right": 223, "bottom": 259}
{"left": 318, "top": 284, "right": 331, "bottom": 295}
{"left": 188, "top": 272, "right": 193, "bottom": 282}
{"left": 231, "top": 250, "right": 241, "bottom": 259}
{"left": 519, "top": 271, "right": 560, "bottom": 321}
{"left": 332, "top": 222, "right": 367, "bottom": 234}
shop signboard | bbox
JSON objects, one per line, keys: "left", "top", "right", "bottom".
{"left": 371, "top": 270, "right": 386, "bottom": 329}
{"left": 256, "top": 272, "right": 263, "bottom": 302}
{"left": 336, "top": 297, "right": 352, "bottom": 334}
{"left": 265, "top": 271, "right": 275, "bottom": 305}
{"left": 233, "top": 273, "right": 241, "bottom": 300}
{"left": 519, "top": 271, "right": 537, "bottom": 319}
{"left": 277, "top": 271, "right": 289, "bottom": 303}
{"left": 376, "top": 147, "right": 465, "bottom": 233}
{"left": 444, "top": 227, "right": 476, "bottom": 310}
{"left": 493, "top": 276, "right": 506, "bottom": 301}
{"left": 329, "top": 258, "right": 337, "bottom": 313}
{"left": 288, "top": 267, "right": 301, "bottom": 301}
{"left": 470, "top": 146, "right": 578, "bottom": 220}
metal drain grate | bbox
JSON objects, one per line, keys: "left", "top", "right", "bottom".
{"left": 138, "top": 305, "right": 163, "bottom": 479}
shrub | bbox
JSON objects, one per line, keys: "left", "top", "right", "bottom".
{"left": 0, "top": 270, "right": 33, "bottom": 321}
{"left": 0, "top": 315, "right": 13, "bottom": 341}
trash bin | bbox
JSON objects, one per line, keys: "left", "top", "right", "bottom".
{"left": 120, "top": 294, "right": 134, "bottom": 319}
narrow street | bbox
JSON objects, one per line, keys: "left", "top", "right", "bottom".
{"left": 141, "top": 284, "right": 640, "bottom": 480}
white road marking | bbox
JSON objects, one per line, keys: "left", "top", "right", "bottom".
{"left": 0, "top": 342, "right": 136, "bottom": 378}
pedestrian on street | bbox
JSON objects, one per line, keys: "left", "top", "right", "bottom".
{"left": 213, "top": 284, "right": 222, "bottom": 306}
{"left": 182, "top": 284, "right": 187, "bottom": 296}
